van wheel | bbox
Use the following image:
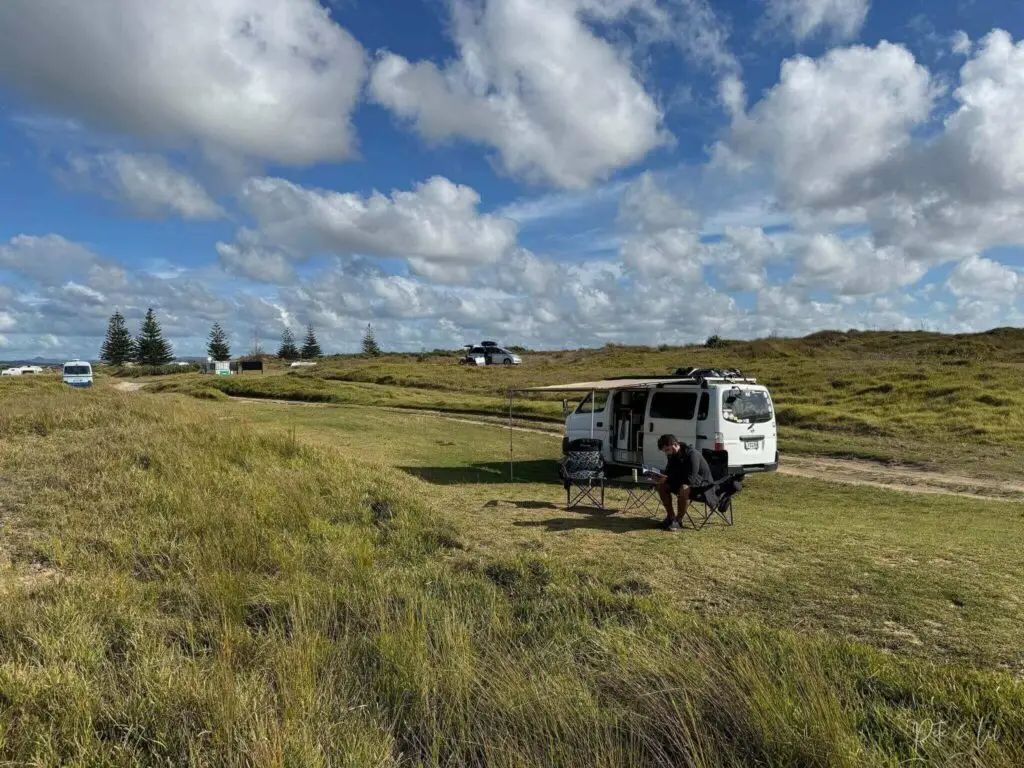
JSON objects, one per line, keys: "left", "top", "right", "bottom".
{"left": 502, "top": 358, "right": 512, "bottom": 365}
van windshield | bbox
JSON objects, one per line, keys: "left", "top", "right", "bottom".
{"left": 64, "top": 366, "right": 91, "bottom": 376}
{"left": 722, "top": 389, "right": 773, "bottom": 424}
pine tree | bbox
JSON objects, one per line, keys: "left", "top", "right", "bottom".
{"left": 361, "top": 323, "right": 381, "bottom": 357}
{"left": 135, "top": 308, "right": 174, "bottom": 366}
{"left": 100, "top": 311, "right": 135, "bottom": 366}
{"left": 278, "top": 327, "right": 300, "bottom": 361}
{"left": 207, "top": 322, "right": 231, "bottom": 361}
{"left": 301, "top": 323, "right": 323, "bottom": 359}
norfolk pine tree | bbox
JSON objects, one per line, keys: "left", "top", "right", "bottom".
{"left": 136, "top": 308, "right": 174, "bottom": 366}
{"left": 301, "top": 323, "right": 323, "bottom": 359}
{"left": 278, "top": 328, "right": 300, "bottom": 361}
{"left": 100, "top": 311, "right": 135, "bottom": 366}
{"left": 362, "top": 323, "right": 381, "bottom": 357}
{"left": 208, "top": 322, "right": 231, "bottom": 360}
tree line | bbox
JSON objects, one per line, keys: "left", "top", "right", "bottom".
{"left": 100, "top": 310, "right": 381, "bottom": 366}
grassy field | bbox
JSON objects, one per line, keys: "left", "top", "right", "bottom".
{"left": 1, "top": 377, "right": 1024, "bottom": 765}
{"left": 150, "top": 328, "right": 1024, "bottom": 479}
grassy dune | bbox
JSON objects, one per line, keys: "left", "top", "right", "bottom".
{"left": 152, "top": 329, "right": 1024, "bottom": 477}
{"left": 2, "top": 379, "right": 1024, "bottom": 765}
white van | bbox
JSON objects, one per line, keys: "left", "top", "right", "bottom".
{"left": 62, "top": 360, "right": 94, "bottom": 388}
{"left": 559, "top": 369, "right": 778, "bottom": 477}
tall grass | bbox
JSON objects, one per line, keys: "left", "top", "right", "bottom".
{"left": 1, "top": 381, "right": 1022, "bottom": 765}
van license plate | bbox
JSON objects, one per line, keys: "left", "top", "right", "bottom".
{"left": 744, "top": 440, "right": 762, "bottom": 451}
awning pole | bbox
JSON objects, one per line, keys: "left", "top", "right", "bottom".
{"left": 590, "top": 389, "right": 595, "bottom": 439}
{"left": 508, "top": 390, "right": 514, "bottom": 483}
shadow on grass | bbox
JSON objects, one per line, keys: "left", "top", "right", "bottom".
{"left": 484, "top": 500, "right": 562, "bottom": 510}
{"left": 513, "top": 510, "right": 662, "bottom": 534}
{"left": 399, "top": 460, "right": 558, "bottom": 485}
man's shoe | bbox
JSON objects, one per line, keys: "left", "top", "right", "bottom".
{"left": 668, "top": 519, "right": 682, "bottom": 532}
{"left": 659, "top": 516, "right": 674, "bottom": 530}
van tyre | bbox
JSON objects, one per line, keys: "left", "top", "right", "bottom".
{"left": 503, "top": 358, "right": 512, "bottom": 365}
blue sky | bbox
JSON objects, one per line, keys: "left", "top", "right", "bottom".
{"left": 0, "top": 0, "right": 1022, "bottom": 359}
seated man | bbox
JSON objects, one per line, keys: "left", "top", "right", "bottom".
{"left": 654, "top": 434, "right": 715, "bottom": 531}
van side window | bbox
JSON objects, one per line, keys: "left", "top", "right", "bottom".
{"left": 649, "top": 392, "right": 697, "bottom": 420}
{"left": 575, "top": 392, "right": 609, "bottom": 414}
{"left": 697, "top": 392, "right": 710, "bottom": 421}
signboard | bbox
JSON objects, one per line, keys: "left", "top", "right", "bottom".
{"left": 239, "top": 360, "right": 264, "bottom": 374}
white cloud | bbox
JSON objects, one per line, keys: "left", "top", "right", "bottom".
{"left": 942, "top": 30, "right": 1024, "bottom": 202}
{"left": 369, "top": 0, "right": 668, "bottom": 188}
{"left": 227, "top": 175, "right": 518, "bottom": 280}
{"left": 216, "top": 242, "right": 297, "bottom": 285}
{"left": 0, "top": 235, "right": 102, "bottom": 284}
{"left": 616, "top": 174, "right": 706, "bottom": 278}
{"left": 723, "top": 41, "right": 934, "bottom": 209}
{"left": 947, "top": 254, "right": 1020, "bottom": 300}
{"left": 0, "top": 312, "right": 15, "bottom": 332}
{"left": 952, "top": 31, "right": 972, "bottom": 56}
{"left": 63, "top": 153, "right": 224, "bottom": 220}
{"left": 708, "top": 226, "right": 785, "bottom": 291}
{"left": 795, "top": 234, "right": 926, "bottom": 296}
{"left": 765, "top": 0, "right": 870, "bottom": 42}
{"left": 0, "top": 0, "right": 366, "bottom": 165}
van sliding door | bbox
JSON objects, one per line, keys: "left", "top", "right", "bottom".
{"left": 642, "top": 390, "right": 699, "bottom": 471}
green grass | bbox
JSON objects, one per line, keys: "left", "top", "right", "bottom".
{"left": 2, "top": 379, "right": 1024, "bottom": 765}
{"left": 154, "top": 329, "right": 1024, "bottom": 478}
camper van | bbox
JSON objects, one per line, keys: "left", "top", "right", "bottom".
{"left": 560, "top": 368, "right": 778, "bottom": 477}
{"left": 62, "top": 360, "right": 94, "bottom": 388}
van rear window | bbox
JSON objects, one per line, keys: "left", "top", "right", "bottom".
{"left": 722, "top": 390, "right": 773, "bottom": 424}
{"left": 650, "top": 391, "right": 698, "bottom": 420}
{"left": 64, "top": 366, "right": 91, "bottom": 376}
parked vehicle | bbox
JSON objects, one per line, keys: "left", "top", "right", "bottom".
{"left": 558, "top": 368, "right": 778, "bottom": 478}
{"left": 62, "top": 360, "right": 94, "bottom": 388}
{"left": 1, "top": 365, "right": 44, "bottom": 376}
{"left": 459, "top": 342, "right": 522, "bottom": 366}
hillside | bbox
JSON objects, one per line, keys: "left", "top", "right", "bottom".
{"left": 149, "top": 328, "right": 1024, "bottom": 479}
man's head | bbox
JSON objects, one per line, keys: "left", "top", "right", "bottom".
{"left": 657, "top": 434, "right": 681, "bottom": 455}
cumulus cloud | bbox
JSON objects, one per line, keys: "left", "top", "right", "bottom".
{"left": 947, "top": 255, "right": 1020, "bottom": 301}
{"left": 0, "top": 0, "right": 366, "bottom": 165}
{"left": 223, "top": 175, "right": 518, "bottom": 281}
{"left": 794, "top": 234, "right": 926, "bottom": 296}
{"left": 764, "top": 0, "right": 870, "bottom": 42}
{"left": 0, "top": 234, "right": 103, "bottom": 284}
{"left": 62, "top": 153, "right": 224, "bottom": 220}
{"left": 722, "top": 41, "right": 934, "bottom": 209}
{"left": 216, "top": 242, "right": 297, "bottom": 285}
{"left": 369, "top": 0, "right": 669, "bottom": 188}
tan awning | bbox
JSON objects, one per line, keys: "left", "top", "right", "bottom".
{"left": 512, "top": 377, "right": 676, "bottom": 393}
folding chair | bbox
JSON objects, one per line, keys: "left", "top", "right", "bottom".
{"left": 688, "top": 476, "right": 743, "bottom": 529}
{"left": 559, "top": 449, "right": 606, "bottom": 509}
{"left": 684, "top": 450, "right": 743, "bottom": 530}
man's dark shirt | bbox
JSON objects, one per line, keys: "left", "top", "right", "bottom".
{"left": 665, "top": 444, "right": 714, "bottom": 492}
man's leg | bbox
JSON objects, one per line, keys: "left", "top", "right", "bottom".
{"left": 676, "top": 486, "right": 693, "bottom": 528}
{"left": 656, "top": 478, "right": 674, "bottom": 520}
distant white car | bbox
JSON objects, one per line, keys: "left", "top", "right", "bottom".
{"left": 2, "top": 365, "right": 44, "bottom": 376}
{"left": 459, "top": 344, "right": 522, "bottom": 366}
{"left": 290, "top": 361, "right": 317, "bottom": 368}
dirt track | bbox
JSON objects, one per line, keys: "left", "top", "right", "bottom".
{"left": 127, "top": 386, "right": 1024, "bottom": 502}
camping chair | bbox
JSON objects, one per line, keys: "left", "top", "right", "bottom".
{"left": 685, "top": 451, "right": 744, "bottom": 530}
{"left": 559, "top": 446, "right": 605, "bottom": 510}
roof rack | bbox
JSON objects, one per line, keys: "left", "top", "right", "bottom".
{"left": 601, "top": 368, "right": 757, "bottom": 385}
